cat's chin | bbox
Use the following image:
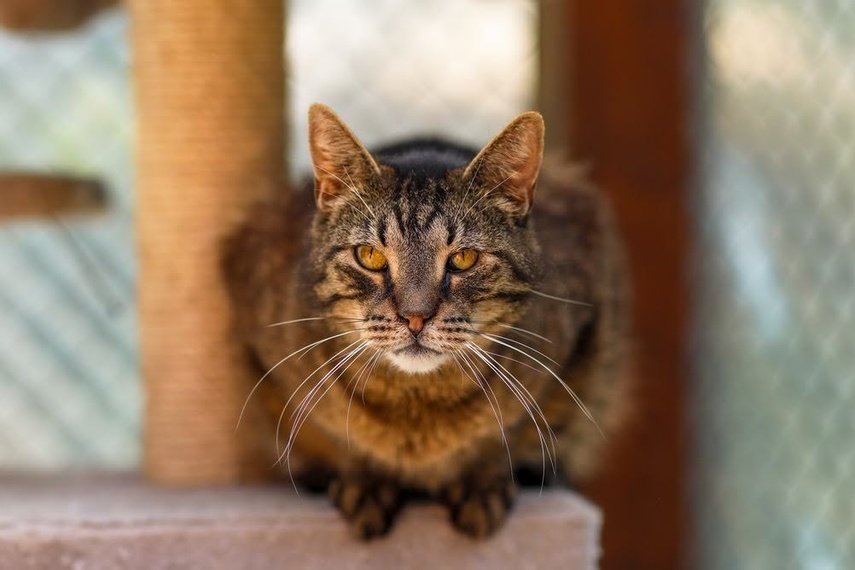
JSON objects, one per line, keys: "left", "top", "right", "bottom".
{"left": 385, "top": 348, "right": 449, "bottom": 375}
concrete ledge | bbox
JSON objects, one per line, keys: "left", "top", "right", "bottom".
{"left": 0, "top": 474, "right": 601, "bottom": 569}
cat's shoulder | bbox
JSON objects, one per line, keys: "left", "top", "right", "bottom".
{"left": 535, "top": 158, "right": 606, "bottom": 225}
{"left": 221, "top": 183, "right": 314, "bottom": 301}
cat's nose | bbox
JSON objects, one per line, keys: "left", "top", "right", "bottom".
{"left": 400, "top": 312, "right": 431, "bottom": 337}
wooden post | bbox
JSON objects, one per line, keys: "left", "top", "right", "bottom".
{"left": 129, "top": 0, "right": 285, "bottom": 484}
{"left": 567, "top": 2, "right": 690, "bottom": 568}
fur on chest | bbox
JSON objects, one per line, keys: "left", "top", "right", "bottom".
{"left": 285, "top": 374, "right": 516, "bottom": 488}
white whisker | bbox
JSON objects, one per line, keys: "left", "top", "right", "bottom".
{"left": 267, "top": 316, "right": 364, "bottom": 328}
{"left": 280, "top": 342, "right": 370, "bottom": 470}
{"left": 453, "top": 351, "right": 514, "bottom": 479}
{"left": 361, "top": 349, "right": 384, "bottom": 404}
{"left": 236, "top": 328, "right": 364, "bottom": 430}
{"left": 273, "top": 338, "right": 364, "bottom": 455}
{"left": 480, "top": 333, "right": 561, "bottom": 367}
{"left": 346, "top": 349, "right": 382, "bottom": 447}
{"left": 471, "top": 320, "right": 553, "bottom": 344}
{"left": 481, "top": 348, "right": 547, "bottom": 376}
{"left": 479, "top": 334, "right": 603, "bottom": 438}
{"left": 528, "top": 289, "right": 592, "bottom": 307}
{"left": 466, "top": 342, "right": 557, "bottom": 483}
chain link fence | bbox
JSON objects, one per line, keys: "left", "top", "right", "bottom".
{"left": 0, "top": 9, "right": 136, "bottom": 470}
{"left": 0, "top": 1, "right": 537, "bottom": 469}
{"left": 7, "top": 0, "right": 851, "bottom": 565}
{"left": 694, "top": 0, "right": 855, "bottom": 567}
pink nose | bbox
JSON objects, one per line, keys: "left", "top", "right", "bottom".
{"left": 403, "top": 314, "right": 426, "bottom": 336}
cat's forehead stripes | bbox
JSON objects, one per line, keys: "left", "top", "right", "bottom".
{"left": 379, "top": 202, "right": 448, "bottom": 260}
{"left": 367, "top": 176, "right": 459, "bottom": 249}
{"left": 388, "top": 178, "right": 450, "bottom": 235}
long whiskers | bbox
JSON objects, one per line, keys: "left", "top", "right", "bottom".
{"left": 361, "top": 349, "right": 384, "bottom": 404}
{"left": 465, "top": 342, "right": 557, "bottom": 486}
{"left": 477, "top": 332, "right": 603, "bottom": 438}
{"left": 479, "top": 332, "right": 561, "bottom": 367}
{"left": 470, "top": 320, "right": 553, "bottom": 344}
{"left": 236, "top": 328, "right": 365, "bottom": 430}
{"left": 480, "top": 348, "right": 547, "bottom": 376}
{"left": 273, "top": 338, "right": 365, "bottom": 454}
{"left": 345, "top": 349, "right": 383, "bottom": 447}
{"left": 278, "top": 342, "right": 371, "bottom": 476}
{"left": 527, "top": 288, "right": 593, "bottom": 307}
{"left": 452, "top": 350, "right": 515, "bottom": 480}
{"left": 267, "top": 316, "right": 365, "bottom": 328}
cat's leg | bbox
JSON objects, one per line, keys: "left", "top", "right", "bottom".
{"left": 329, "top": 468, "right": 403, "bottom": 539}
{"left": 442, "top": 463, "right": 517, "bottom": 538}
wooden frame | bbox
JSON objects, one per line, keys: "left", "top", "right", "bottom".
{"left": 557, "top": 2, "right": 691, "bottom": 568}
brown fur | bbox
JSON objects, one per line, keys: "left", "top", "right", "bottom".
{"left": 222, "top": 105, "right": 630, "bottom": 539}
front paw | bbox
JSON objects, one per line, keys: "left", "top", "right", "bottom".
{"left": 329, "top": 475, "right": 402, "bottom": 540}
{"left": 443, "top": 477, "right": 517, "bottom": 538}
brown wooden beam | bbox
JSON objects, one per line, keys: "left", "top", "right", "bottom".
{"left": 567, "top": 2, "right": 691, "bottom": 568}
{"left": 0, "top": 173, "right": 105, "bottom": 220}
{"left": 0, "top": 0, "right": 119, "bottom": 32}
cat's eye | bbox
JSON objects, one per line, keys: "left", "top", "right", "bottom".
{"left": 447, "top": 249, "right": 479, "bottom": 272}
{"left": 355, "top": 245, "right": 388, "bottom": 271}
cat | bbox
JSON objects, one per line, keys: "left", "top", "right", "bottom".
{"left": 222, "top": 104, "right": 630, "bottom": 539}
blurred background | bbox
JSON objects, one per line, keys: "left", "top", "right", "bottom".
{"left": 0, "top": 0, "right": 852, "bottom": 568}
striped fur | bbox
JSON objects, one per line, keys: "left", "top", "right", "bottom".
{"left": 222, "top": 105, "right": 630, "bottom": 539}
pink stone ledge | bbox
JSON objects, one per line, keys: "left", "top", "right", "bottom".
{"left": 0, "top": 473, "right": 601, "bottom": 569}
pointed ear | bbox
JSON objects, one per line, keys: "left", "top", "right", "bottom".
{"left": 308, "top": 104, "right": 380, "bottom": 211}
{"left": 462, "top": 111, "right": 544, "bottom": 217}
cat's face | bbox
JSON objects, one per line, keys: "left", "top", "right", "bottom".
{"left": 306, "top": 105, "right": 544, "bottom": 374}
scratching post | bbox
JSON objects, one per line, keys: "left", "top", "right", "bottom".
{"left": 130, "top": 0, "right": 285, "bottom": 484}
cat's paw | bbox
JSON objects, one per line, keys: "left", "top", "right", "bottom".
{"left": 443, "top": 477, "right": 517, "bottom": 538}
{"left": 329, "top": 475, "right": 402, "bottom": 540}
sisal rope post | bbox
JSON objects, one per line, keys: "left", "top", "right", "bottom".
{"left": 129, "top": 0, "right": 285, "bottom": 484}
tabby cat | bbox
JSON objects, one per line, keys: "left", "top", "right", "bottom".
{"left": 222, "top": 104, "right": 629, "bottom": 539}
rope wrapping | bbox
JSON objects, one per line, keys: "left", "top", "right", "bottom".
{"left": 129, "top": 0, "right": 285, "bottom": 484}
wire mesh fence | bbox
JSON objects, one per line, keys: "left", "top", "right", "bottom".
{"left": 4, "top": 0, "right": 852, "bottom": 565}
{"left": 0, "top": 9, "right": 136, "bottom": 470}
{"left": 694, "top": 0, "right": 855, "bottom": 567}
{"left": 0, "top": 1, "right": 537, "bottom": 470}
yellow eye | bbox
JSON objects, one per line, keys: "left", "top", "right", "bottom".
{"left": 448, "top": 249, "right": 479, "bottom": 272}
{"left": 355, "top": 245, "right": 388, "bottom": 271}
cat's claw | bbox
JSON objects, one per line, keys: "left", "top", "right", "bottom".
{"left": 329, "top": 475, "right": 402, "bottom": 540}
{"left": 444, "top": 478, "right": 517, "bottom": 538}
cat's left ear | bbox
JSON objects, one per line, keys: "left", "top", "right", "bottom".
{"left": 308, "top": 103, "right": 381, "bottom": 212}
{"left": 463, "top": 112, "right": 544, "bottom": 217}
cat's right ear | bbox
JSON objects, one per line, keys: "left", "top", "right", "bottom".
{"left": 308, "top": 104, "right": 380, "bottom": 212}
{"left": 462, "top": 111, "right": 544, "bottom": 218}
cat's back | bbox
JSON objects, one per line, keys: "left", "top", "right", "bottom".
{"left": 373, "top": 138, "right": 475, "bottom": 178}
{"left": 221, "top": 186, "right": 315, "bottom": 334}
{"left": 532, "top": 163, "right": 619, "bottom": 300}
